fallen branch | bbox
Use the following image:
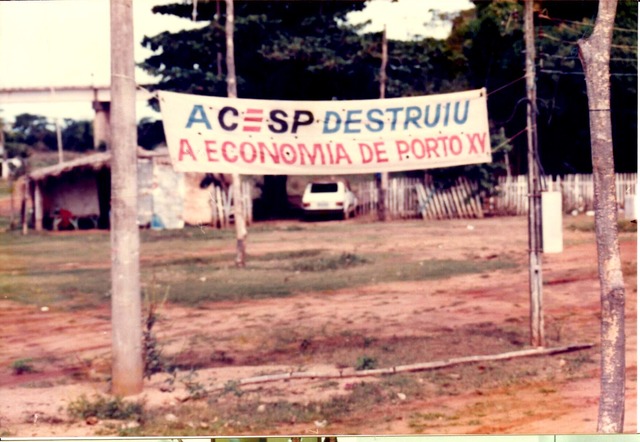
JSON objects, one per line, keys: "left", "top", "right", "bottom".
{"left": 176, "top": 343, "right": 594, "bottom": 401}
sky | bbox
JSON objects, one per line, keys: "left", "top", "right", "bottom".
{"left": 0, "top": 0, "right": 473, "bottom": 123}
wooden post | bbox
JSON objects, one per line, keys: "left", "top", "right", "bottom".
{"left": 21, "top": 178, "right": 28, "bottom": 235}
{"left": 109, "top": 0, "right": 143, "bottom": 396}
{"left": 225, "top": 0, "right": 247, "bottom": 267}
{"left": 377, "top": 25, "right": 389, "bottom": 222}
{"left": 524, "top": 0, "right": 544, "bottom": 348}
{"left": 0, "top": 117, "right": 5, "bottom": 180}
{"left": 577, "top": 0, "right": 625, "bottom": 433}
{"left": 34, "top": 181, "right": 43, "bottom": 231}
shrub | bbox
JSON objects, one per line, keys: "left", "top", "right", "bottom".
{"left": 355, "top": 355, "right": 377, "bottom": 371}
{"left": 292, "top": 252, "right": 369, "bottom": 272}
{"left": 67, "top": 394, "right": 145, "bottom": 421}
{"left": 11, "top": 359, "right": 36, "bottom": 375}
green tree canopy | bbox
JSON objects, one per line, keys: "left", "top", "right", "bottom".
{"left": 62, "top": 119, "right": 93, "bottom": 152}
{"left": 139, "top": 0, "right": 637, "bottom": 185}
{"left": 449, "top": 0, "right": 637, "bottom": 175}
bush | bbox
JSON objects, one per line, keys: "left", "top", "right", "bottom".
{"left": 67, "top": 394, "right": 145, "bottom": 421}
{"left": 355, "top": 355, "right": 377, "bottom": 371}
{"left": 292, "top": 252, "right": 369, "bottom": 272}
{"left": 11, "top": 359, "right": 36, "bottom": 375}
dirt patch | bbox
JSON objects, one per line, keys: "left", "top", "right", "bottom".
{"left": 0, "top": 215, "right": 636, "bottom": 436}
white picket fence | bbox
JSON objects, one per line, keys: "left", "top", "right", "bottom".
{"left": 208, "top": 181, "right": 253, "bottom": 228}
{"left": 492, "top": 173, "right": 637, "bottom": 215}
{"left": 356, "top": 177, "right": 483, "bottom": 220}
{"left": 209, "top": 173, "right": 636, "bottom": 224}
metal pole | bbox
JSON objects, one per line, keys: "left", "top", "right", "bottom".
{"left": 110, "top": 0, "right": 143, "bottom": 395}
{"left": 525, "top": 0, "right": 544, "bottom": 347}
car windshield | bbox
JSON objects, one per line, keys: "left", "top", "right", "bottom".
{"left": 310, "top": 183, "right": 339, "bottom": 193}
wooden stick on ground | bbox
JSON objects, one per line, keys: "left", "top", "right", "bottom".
{"left": 177, "top": 343, "right": 594, "bottom": 401}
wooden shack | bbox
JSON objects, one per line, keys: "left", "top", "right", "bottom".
{"left": 26, "top": 152, "right": 111, "bottom": 230}
{"left": 22, "top": 149, "right": 222, "bottom": 231}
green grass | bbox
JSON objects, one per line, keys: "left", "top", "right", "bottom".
{"left": 0, "top": 221, "right": 518, "bottom": 309}
{"left": 67, "top": 394, "right": 145, "bottom": 421}
{"left": 120, "top": 373, "right": 423, "bottom": 435}
{"left": 0, "top": 180, "right": 11, "bottom": 198}
{"left": 567, "top": 218, "right": 637, "bottom": 233}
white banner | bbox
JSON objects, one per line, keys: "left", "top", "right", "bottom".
{"left": 159, "top": 89, "right": 492, "bottom": 175}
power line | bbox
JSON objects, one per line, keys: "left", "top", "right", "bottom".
{"left": 494, "top": 126, "right": 528, "bottom": 151}
{"left": 539, "top": 33, "right": 638, "bottom": 51}
{"left": 538, "top": 13, "right": 638, "bottom": 34}
{"left": 539, "top": 33, "right": 578, "bottom": 45}
{"left": 487, "top": 75, "right": 527, "bottom": 97}
{"left": 539, "top": 53, "right": 638, "bottom": 63}
{"left": 539, "top": 69, "right": 637, "bottom": 77}
{"left": 611, "top": 43, "right": 638, "bottom": 51}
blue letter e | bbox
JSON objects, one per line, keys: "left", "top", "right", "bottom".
{"left": 322, "top": 111, "right": 342, "bottom": 134}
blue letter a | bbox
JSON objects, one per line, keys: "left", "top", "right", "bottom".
{"left": 186, "top": 105, "right": 212, "bottom": 129}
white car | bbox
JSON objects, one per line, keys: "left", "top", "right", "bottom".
{"left": 302, "top": 181, "right": 358, "bottom": 219}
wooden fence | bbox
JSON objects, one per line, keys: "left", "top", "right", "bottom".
{"left": 356, "top": 178, "right": 422, "bottom": 219}
{"left": 209, "top": 173, "right": 636, "bottom": 225}
{"left": 355, "top": 177, "right": 483, "bottom": 220}
{"left": 493, "top": 173, "right": 637, "bottom": 215}
{"left": 208, "top": 181, "right": 253, "bottom": 228}
{"left": 417, "top": 177, "right": 484, "bottom": 220}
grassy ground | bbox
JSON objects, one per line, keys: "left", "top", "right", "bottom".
{"left": 0, "top": 213, "right": 636, "bottom": 436}
{"left": 0, "top": 222, "right": 516, "bottom": 309}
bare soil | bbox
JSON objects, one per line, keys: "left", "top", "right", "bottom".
{"left": 0, "top": 214, "right": 636, "bottom": 436}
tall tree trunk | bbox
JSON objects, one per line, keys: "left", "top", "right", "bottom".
{"left": 225, "top": 0, "right": 247, "bottom": 267}
{"left": 577, "top": 0, "right": 625, "bottom": 433}
{"left": 109, "top": 0, "right": 143, "bottom": 395}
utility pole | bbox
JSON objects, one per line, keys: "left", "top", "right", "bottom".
{"left": 225, "top": 0, "right": 247, "bottom": 267}
{"left": 377, "top": 25, "right": 389, "bottom": 222}
{"left": 524, "top": 0, "right": 544, "bottom": 347}
{"left": 110, "top": 0, "right": 143, "bottom": 395}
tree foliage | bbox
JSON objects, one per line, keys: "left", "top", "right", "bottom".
{"left": 3, "top": 113, "right": 96, "bottom": 153}
{"left": 137, "top": 117, "right": 166, "bottom": 150}
{"left": 139, "top": 1, "right": 473, "bottom": 102}
{"left": 10, "top": 113, "right": 56, "bottom": 150}
{"left": 448, "top": 0, "right": 637, "bottom": 175}
{"left": 138, "top": 0, "right": 637, "bottom": 183}
{"left": 61, "top": 118, "right": 93, "bottom": 152}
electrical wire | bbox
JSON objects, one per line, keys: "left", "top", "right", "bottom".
{"left": 486, "top": 75, "right": 527, "bottom": 97}
{"left": 539, "top": 53, "right": 637, "bottom": 63}
{"left": 490, "top": 97, "right": 531, "bottom": 126}
{"left": 493, "top": 126, "right": 528, "bottom": 152}
{"left": 539, "top": 69, "right": 637, "bottom": 76}
{"left": 538, "top": 13, "right": 638, "bottom": 34}
{"left": 540, "top": 33, "right": 638, "bottom": 52}
{"left": 539, "top": 33, "right": 578, "bottom": 45}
